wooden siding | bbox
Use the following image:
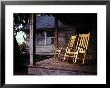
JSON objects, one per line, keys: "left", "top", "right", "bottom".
{"left": 25, "top": 27, "right": 75, "bottom": 55}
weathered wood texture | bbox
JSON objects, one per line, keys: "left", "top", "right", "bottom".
{"left": 29, "top": 14, "right": 34, "bottom": 65}
{"left": 26, "top": 27, "right": 75, "bottom": 55}
{"left": 28, "top": 58, "right": 97, "bottom": 75}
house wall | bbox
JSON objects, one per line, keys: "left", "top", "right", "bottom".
{"left": 25, "top": 32, "right": 55, "bottom": 55}
{"left": 87, "top": 24, "right": 97, "bottom": 61}
{"left": 58, "top": 27, "right": 75, "bottom": 47}
{"left": 25, "top": 25, "right": 97, "bottom": 62}
{"left": 25, "top": 27, "right": 75, "bottom": 55}
{"left": 35, "top": 46, "right": 55, "bottom": 55}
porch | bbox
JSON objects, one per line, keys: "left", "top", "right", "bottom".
{"left": 17, "top": 13, "right": 97, "bottom": 75}
{"left": 28, "top": 55, "right": 97, "bottom": 75}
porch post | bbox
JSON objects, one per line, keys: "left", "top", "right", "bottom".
{"left": 54, "top": 17, "right": 58, "bottom": 59}
{"left": 55, "top": 17, "right": 58, "bottom": 47}
{"left": 44, "top": 31, "right": 47, "bottom": 46}
{"left": 29, "top": 13, "right": 34, "bottom": 65}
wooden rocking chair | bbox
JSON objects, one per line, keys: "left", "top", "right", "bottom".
{"left": 63, "top": 35, "right": 77, "bottom": 61}
{"left": 54, "top": 45, "right": 63, "bottom": 59}
{"left": 63, "top": 32, "right": 90, "bottom": 64}
{"left": 76, "top": 32, "right": 90, "bottom": 64}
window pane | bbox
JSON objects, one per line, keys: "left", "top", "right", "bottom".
{"left": 46, "top": 31, "right": 54, "bottom": 45}
{"left": 47, "top": 31, "right": 54, "bottom": 37}
{"left": 36, "top": 30, "right": 45, "bottom": 45}
{"left": 46, "top": 37, "right": 54, "bottom": 45}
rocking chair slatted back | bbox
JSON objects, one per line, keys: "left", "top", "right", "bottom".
{"left": 63, "top": 35, "right": 77, "bottom": 61}
{"left": 66, "top": 35, "right": 77, "bottom": 52}
{"left": 77, "top": 32, "right": 90, "bottom": 53}
{"left": 74, "top": 32, "right": 90, "bottom": 64}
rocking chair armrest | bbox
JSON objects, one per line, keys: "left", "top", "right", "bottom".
{"left": 78, "top": 46, "right": 87, "bottom": 50}
{"left": 66, "top": 50, "right": 78, "bottom": 54}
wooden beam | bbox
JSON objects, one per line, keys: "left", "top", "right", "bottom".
{"left": 44, "top": 31, "right": 47, "bottom": 46}
{"left": 55, "top": 17, "right": 58, "bottom": 47}
{"left": 54, "top": 17, "right": 58, "bottom": 59}
{"left": 33, "top": 14, "right": 36, "bottom": 64}
{"left": 29, "top": 14, "right": 34, "bottom": 65}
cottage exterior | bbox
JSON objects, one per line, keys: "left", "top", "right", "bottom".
{"left": 20, "top": 13, "right": 97, "bottom": 66}
{"left": 14, "top": 13, "right": 97, "bottom": 75}
{"left": 24, "top": 14, "right": 75, "bottom": 55}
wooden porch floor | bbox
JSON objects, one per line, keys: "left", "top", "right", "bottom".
{"left": 28, "top": 57, "right": 97, "bottom": 75}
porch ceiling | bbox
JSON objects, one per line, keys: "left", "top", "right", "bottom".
{"left": 51, "top": 13, "right": 97, "bottom": 26}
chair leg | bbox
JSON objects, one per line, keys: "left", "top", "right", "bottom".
{"left": 82, "top": 59, "right": 85, "bottom": 64}
{"left": 73, "top": 54, "right": 78, "bottom": 63}
{"left": 74, "top": 58, "right": 77, "bottom": 63}
{"left": 73, "top": 58, "right": 77, "bottom": 63}
{"left": 73, "top": 58, "right": 75, "bottom": 63}
{"left": 58, "top": 54, "right": 61, "bottom": 60}
{"left": 63, "top": 56, "right": 66, "bottom": 61}
{"left": 82, "top": 53, "right": 86, "bottom": 64}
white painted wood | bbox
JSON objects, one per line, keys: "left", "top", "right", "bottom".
{"left": 44, "top": 31, "right": 47, "bottom": 46}
{"left": 29, "top": 14, "right": 34, "bottom": 65}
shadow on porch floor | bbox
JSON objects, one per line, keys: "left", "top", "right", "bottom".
{"left": 28, "top": 57, "right": 97, "bottom": 75}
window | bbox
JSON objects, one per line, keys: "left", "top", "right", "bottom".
{"left": 36, "top": 30, "right": 54, "bottom": 46}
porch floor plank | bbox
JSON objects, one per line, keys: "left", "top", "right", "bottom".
{"left": 28, "top": 57, "right": 97, "bottom": 75}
